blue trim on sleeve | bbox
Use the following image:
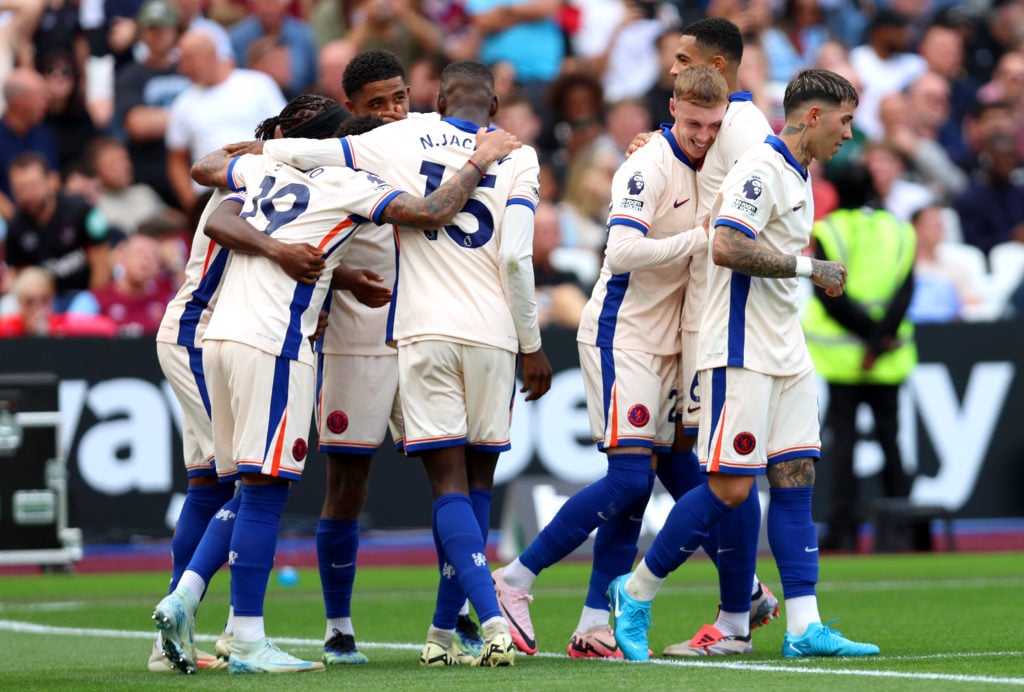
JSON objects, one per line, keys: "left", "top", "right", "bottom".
{"left": 729, "top": 91, "right": 753, "bottom": 103}
{"left": 226, "top": 157, "right": 243, "bottom": 192}
{"left": 717, "top": 218, "right": 757, "bottom": 239}
{"left": 609, "top": 218, "right": 648, "bottom": 235}
{"left": 507, "top": 197, "right": 537, "bottom": 212}
{"left": 371, "top": 190, "right": 404, "bottom": 225}
{"left": 341, "top": 137, "right": 355, "bottom": 168}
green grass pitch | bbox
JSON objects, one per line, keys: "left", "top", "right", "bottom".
{"left": 1, "top": 552, "right": 1022, "bottom": 690}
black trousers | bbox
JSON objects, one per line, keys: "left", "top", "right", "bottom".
{"left": 823, "top": 382, "right": 911, "bottom": 539}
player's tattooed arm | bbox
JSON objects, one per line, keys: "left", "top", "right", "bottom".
{"left": 379, "top": 127, "right": 520, "bottom": 228}
{"left": 190, "top": 149, "right": 233, "bottom": 188}
{"left": 766, "top": 457, "right": 816, "bottom": 488}
{"left": 712, "top": 225, "right": 847, "bottom": 295}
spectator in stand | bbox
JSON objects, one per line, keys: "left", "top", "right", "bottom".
{"left": 230, "top": 0, "right": 318, "bottom": 97}
{"left": 573, "top": 0, "right": 680, "bottom": 104}
{"left": 542, "top": 71, "right": 606, "bottom": 180}
{"left": 420, "top": 0, "right": 476, "bottom": 61}
{"left": 850, "top": 8, "right": 927, "bottom": 142}
{"left": 5, "top": 152, "right": 111, "bottom": 310}
{"left": 407, "top": 51, "right": 446, "bottom": 112}
{"left": 316, "top": 38, "right": 356, "bottom": 106}
{"left": 492, "top": 90, "right": 542, "bottom": 147}
{"left": 593, "top": 98, "right": 653, "bottom": 162}
{"left": 0, "top": 67, "right": 57, "bottom": 220}
{"left": 0, "top": 266, "right": 117, "bottom": 337}
{"left": 556, "top": 145, "right": 617, "bottom": 256}
{"left": 954, "top": 133, "right": 1024, "bottom": 257}
{"left": 737, "top": 40, "right": 786, "bottom": 133}
{"left": 346, "top": 0, "right": 443, "bottom": 67}
{"left": 705, "top": 0, "right": 772, "bottom": 41}
{"left": 167, "top": 0, "right": 235, "bottom": 61}
{"left": 165, "top": 29, "right": 286, "bottom": 214}
{"left": 760, "top": 0, "right": 830, "bottom": 83}
{"left": 114, "top": 0, "right": 190, "bottom": 209}
{"left": 862, "top": 140, "right": 934, "bottom": 224}
{"left": 977, "top": 49, "right": 1024, "bottom": 156}
{"left": 960, "top": 0, "right": 1024, "bottom": 85}
{"left": 88, "top": 136, "right": 179, "bottom": 236}
{"left": 247, "top": 35, "right": 295, "bottom": 98}
{"left": 466, "top": 0, "right": 563, "bottom": 111}
{"left": 532, "top": 200, "right": 587, "bottom": 329}
{"left": 878, "top": 78, "right": 967, "bottom": 204}
{"left": 959, "top": 99, "right": 1016, "bottom": 172}
{"left": 38, "top": 49, "right": 98, "bottom": 171}
{"left": 907, "top": 204, "right": 983, "bottom": 323}
{"left": 915, "top": 20, "right": 975, "bottom": 162}
{"left": 644, "top": 26, "right": 680, "bottom": 129}
{"left": 91, "top": 232, "right": 176, "bottom": 336}
{"left": 0, "top": 0, "right": 43, "bottom": 112}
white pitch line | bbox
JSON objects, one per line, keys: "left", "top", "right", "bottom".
{"left": 1, "top": 619, "right": 1022, "bottom": 686}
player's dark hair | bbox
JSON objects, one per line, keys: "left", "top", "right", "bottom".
{"left": 440, "top": 60, "right": 494, "bottom": 94}
{"left": 783, "top": 68, "right": 860, "bottom": 115}
{"left": 681, "top": 17, "right": 744, "bottom": 67}
{"left": 335, "top": 114, "right": 386, "bottom": 137}
{"left": 254, "top": 94, "right": 346, "bottom": 141}
{"left": 342, "top": 49, "right": 407, "bottom": 99}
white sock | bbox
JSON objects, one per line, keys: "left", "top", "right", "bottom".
{"left": 499, "top": 558, "right": 536, "bottom": 590}
{"left": 176, "top": 572, "right": 205, "bottom": 609}
{"left": 232, "top": 615, "right": 266, "bottom": 643}
{"left": 714, "top": 609, "right": 749, "bottom": 637}
{"left": 458, "top": 600, "right": 470, "bottom": 617}
{"left": 751, "top": 576, "right": 761, "bottom": 597}
{"left": 224, "top": 606, "right": 235, "bottom": 636}
{"left": 326, "top": 617, "right": 353, "bottom": 640}
{"left": 426, "top": 625, "right": 455, "bottom": 648}
{"left": 576, "top": 606, "right": 610, "bottom": 633}
{"left": 785, "top": 595, "right": 820, "bottom": 636}
{"left": 626, "top": 560, "right": 663, "bottom": 602}
{"left": 481, "top": 616, "right": 509, "bottom": 639}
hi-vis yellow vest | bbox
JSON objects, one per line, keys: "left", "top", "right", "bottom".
{"left": 801, "top": 208, "right": 918, "bottom": 385}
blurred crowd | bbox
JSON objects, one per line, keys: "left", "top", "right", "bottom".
{"left": 1, "top": 0, "right": 1024, "bottom": 338}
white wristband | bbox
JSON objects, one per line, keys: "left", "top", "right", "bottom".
{"left": 795, "top": 255, "right": 813, "bottom": 278}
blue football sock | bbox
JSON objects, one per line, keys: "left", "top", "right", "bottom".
{"left": 655, "top": 450, "right": 702, "bottom": 501}
{"left": 767, "top": 486, "right": 818, "bottom": 600}
{"left": 433, "top": 493, "right": 499, "bottom": 623}
{"left": 170, "top": 483, "right": 236, "bottom": 592}
{"left": 645, "top": 482, "right": 733, "bottom": 578}
{"left": 316, "top": 518, "right": 359, "bottom": 619}
{"left": 229, "top": 482, "right": 290, "bottom": 617}
{"left": 716, "top": 484, "right": 761, "bottom": 613}
{"left": 520, "top": 453, "right": 651, "bottom": 575}
{"left": 469, "top": 488, "right": 493, "bottom": 543}
{"left": 586, "top": 468, "right": 655, "bottom": 610}
{"left": 184, "top": 492, "right": 241, "bottom": 588}
{"left": 657, "top": 451, "right": 722, "bottom": 567}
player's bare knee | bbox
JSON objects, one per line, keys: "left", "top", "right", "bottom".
{"left": 707, "top": 473, "right": 754, "bottom": 507}
{"left": 766, "top": 457, "right": 816, "bottom": 488}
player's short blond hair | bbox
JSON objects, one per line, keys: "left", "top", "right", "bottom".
{"left": 673, "top": 65, "right": 729, "bottom": 109}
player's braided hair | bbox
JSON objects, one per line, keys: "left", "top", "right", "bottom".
{"left": 253, "top": 94, "right": 345, "bottom": 141}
